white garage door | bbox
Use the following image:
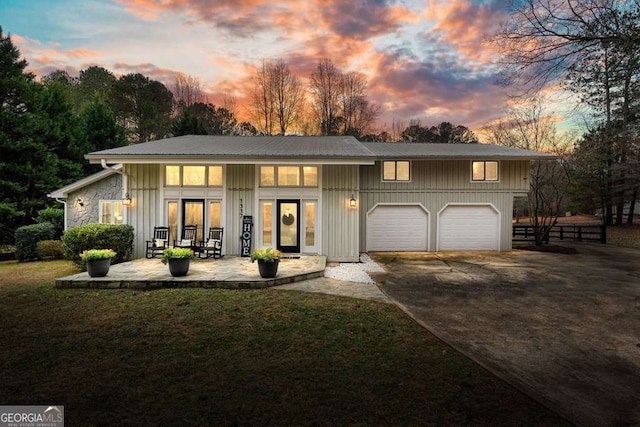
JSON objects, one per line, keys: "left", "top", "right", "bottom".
{"left": 438, "top": 205, "right": 499, "bottom": 250}
{"left": 367, "top": 205, "right": 428, "bottom": 251}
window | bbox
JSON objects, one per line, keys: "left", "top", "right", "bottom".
{"left": 209, "top": 201, "right": 221, "bottom": 228}
{"left": 472, "top": 161, "right": 499, "bottom": 181}
{"left": 304, "top": 201, "right": 316, "bottom": 246}
{"left": 164, "top": 165, "right": 224, "bottom": 187}
{"left": 100, "top": 201, "right": 124, "bottom": 224}
{"left": 277, "top": 166, "right": 300, "bottom": 186}
{"left": 208, "top": 166, "right": 223, "bottom": 186}
{"left": 167, "top": 201, "right": 178, "bottom": 244}
{"left": 183, "top": 166, "right": 206, "bottom": 186}
{"left": 259, "top": 166, "right": 318, "bottom": 187}
{"left": 382, "top": 161, "right": 410, "bottom": 181}
{"left": 260, "top": 166, "right": 275, "bottom": 187}
{"left": 303, "top": 166, "right": 318, "bottom": 187}
{"left": 261, "top": 201, "right": 273, "bottom": 246}
{"left": 165, "top": 166, "right": 180, "bottom": 186}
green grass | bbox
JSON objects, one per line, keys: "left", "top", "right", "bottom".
{"left": 0, "top": 260, "right": 567, "bottom": 426}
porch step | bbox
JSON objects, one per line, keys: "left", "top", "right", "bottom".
{"left": 55, "top": 256, "right": 326, "bottom": 290}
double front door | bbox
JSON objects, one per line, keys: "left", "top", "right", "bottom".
{"left": 167, "top": 199, "right": 221, "bottom": 244}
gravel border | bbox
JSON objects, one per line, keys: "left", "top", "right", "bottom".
{"left": 324, "top": 254, "right": 385, "bottom": 284}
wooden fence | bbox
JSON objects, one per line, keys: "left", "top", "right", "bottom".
{"left": 512, "top": 224, "right": 606, "bottom": 244}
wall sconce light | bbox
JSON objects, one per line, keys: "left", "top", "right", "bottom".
{"left": 76, "top": 198, "right": 84, "bottom": 207}
{"left": 122, "top": 193, "right": 132, "bottom": 206}
{"left": 349, "top": 194, "right": 357, "bottom": 209}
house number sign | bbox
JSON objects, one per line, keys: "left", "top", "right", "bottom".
{"left": 241, "top": 216, "right": 253, "bottom": 257}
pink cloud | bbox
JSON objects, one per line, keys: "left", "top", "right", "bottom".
{"left": 425, "top": 0, "right": 508, "bottom": 63}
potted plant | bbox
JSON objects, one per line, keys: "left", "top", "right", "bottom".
{"left": 80, "top": 249, "right": 116, "bottom": 277}
{"left": 250, "top": 248, "right": 281, "bottom": 278}
{"left": 162, "top": 247, "right": 195, "bottom": 277}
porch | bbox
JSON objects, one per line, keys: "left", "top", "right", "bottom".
{"left": 56, "top": 256, "right": 326, "bottom": 289}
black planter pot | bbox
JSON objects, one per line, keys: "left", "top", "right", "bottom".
{"left": 257, "top": 259, "right": 279, "bottom": 278}
{"left": 168, "top": 258, "right": 190, "bottom": 277}
{"left": 86, "top": 258, "right": 111, "bottom": 277}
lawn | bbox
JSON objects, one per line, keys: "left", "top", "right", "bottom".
{"left": 0, "top": 260, "right": 567, "bottom": 426}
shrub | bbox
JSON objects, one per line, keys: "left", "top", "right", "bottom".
{"left": 37, "top": 240, "right": 65, "bottom": 259}
{"left": 161, "top": 248, "right": 195, "bottom": 264}
{"left": 15, "top": 223, "right": 56, "bottom": 262}
{"left": 250, "top": 248, "right": 281, "bottom": 263}
{"left": 36, "top": 207, "right": 64, "bottom": 239}
{"left": 62, "top": 224, "right": 134, "bottom": 266}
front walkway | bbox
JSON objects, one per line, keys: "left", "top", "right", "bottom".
{"left": 274, "top": 277, "right": 391, "bottom": 303}
{"left": 56, "top": 256, "right": 326, "bottom": 289}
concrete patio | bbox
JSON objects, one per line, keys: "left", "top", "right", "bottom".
{"left": 56, "top": 256, "right": 326, "bottom": 289}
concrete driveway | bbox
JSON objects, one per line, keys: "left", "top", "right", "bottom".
{"left": 370, "top": 244, "right": 640, "bottom": 427}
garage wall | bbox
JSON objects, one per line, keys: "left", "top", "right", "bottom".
{"left": 126, "top": 164, "right": 160, "bottom": 259}
{"left": 360, "top": 160, "right": 530, "bottom": 192}
{"left": 359, "top": 160, "right": 524, "bottom": 252}
{"left": 323, "top": 165, "right": 359, "bottom": 262}
{"left": 360, "top": 192, "right": 513, "bottom": 251}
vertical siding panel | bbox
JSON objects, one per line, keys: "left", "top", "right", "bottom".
{"left": 127, "top": 164, "right": 160, "bottom": 259}
{"left": 226, "top": 164, "right": 254, "bottom": 255}
{"left": 323, "top": 165, "right": 359, "bottom": 261}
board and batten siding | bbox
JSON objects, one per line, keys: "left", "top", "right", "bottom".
{"left": 125, "top": 164, "right": 160, "bottom": 259}
{"left": 360, "top": 160, "right": 530, "bottom": 192}
{"left": 359, "top": 160, "right": 529, "bottom": 252}
{"left": 323, "top": 165, "right": 359, "bottom": 262}
{"left": 226, "top": 164, "right": 254, "bottom": 256}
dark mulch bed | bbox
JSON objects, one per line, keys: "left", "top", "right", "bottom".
{"left": 513, "top": 244, "right": 578, "bottom": 254}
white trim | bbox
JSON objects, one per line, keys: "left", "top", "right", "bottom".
{"left": 366, "top": 203, "right": 430, "bottom": 252}
{"left": 436, "top": 203, "right": 501, "bottom": 251}
{"left": 253, "top": 165, "right": 323, "bottom": 256}
{"left": 47, "top": 164, "right": 123, "bottom": 198}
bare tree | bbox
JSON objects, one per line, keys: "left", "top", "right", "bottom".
{"left": 172, "top": 73, "right": 205, "bottom": 113}
{"left": 483, "top": 98, "right": 572, "bottom": 245}
{"left": 270, "top": 59, "right": 305, "bottom": 135}
{"left": 249, "top": 60, "right": 275, "bottom": 135}
{"left": 221, "top": 93, "right": 238, "bottom": 119}
{"left": 338, "top": 71, "right": 380, "bottom": 137}
{"left": 309, "top": 58, "right": 342, "bottom": 135}
{"left": 494, "top": 0, "right": 640, "bottom": 95}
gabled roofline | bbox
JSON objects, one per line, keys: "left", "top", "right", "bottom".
{"left": 47, "top": 164, "right": 123, "bottom": 199}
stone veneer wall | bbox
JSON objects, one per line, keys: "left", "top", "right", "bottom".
{"left": 67, "top": 174, "right": 123, "bottom": 229}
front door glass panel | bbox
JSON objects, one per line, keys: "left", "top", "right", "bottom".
{"left": 277, "top": 200, "right": 300, "bottom": 253}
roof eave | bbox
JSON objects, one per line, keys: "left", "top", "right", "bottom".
{"left": 47, "top": 164, "right": 123, "bottom": 198}
{"left": 86, "top": 155, "right": 376, "bottom": 165}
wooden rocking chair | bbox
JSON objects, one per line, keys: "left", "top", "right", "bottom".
{"left": 145, "top": 226, "right": 170, "bottom": 258}
{"left": 198, "top": 227, "right": 224, "bottom": 259}
{"left": 174, "top": 225, "right": 198, "bottom": 251}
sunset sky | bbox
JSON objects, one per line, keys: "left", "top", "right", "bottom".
{"left": 1, "top": 0, "right": 567, "bottom": 133}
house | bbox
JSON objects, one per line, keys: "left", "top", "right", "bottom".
{"left": 49, "top": 135, "right": 554, "bottom": 261}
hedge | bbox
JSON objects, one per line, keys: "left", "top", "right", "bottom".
{"left": 37, "top": 240, "right": 65, "bottom": 259}
{"left": 15, "top": 222, "right": 56, "bottom": 262}
{"left": 62, "top": 224, "right": 134, "bottom": 266}
{"left": 36, "top": 207, "right": 64, "bottom": 239}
